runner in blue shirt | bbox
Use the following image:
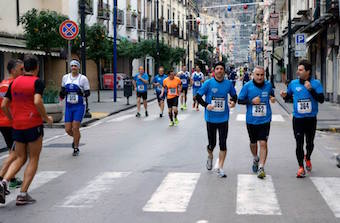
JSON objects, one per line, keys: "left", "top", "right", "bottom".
{"left": 196, "top": 62, "right": 237, "bottom": 178}
{"left": 153, "top": 66, "right": 167, "bottom": 117}
{"left": 280, "top": 60, "right": 324, "bottom": 178}
{"left": 133, "top": 66, "right": 149, "bottom": 117}
{"left": 238, "top": 66, "right": 276, "bottom": 179}
{"left": 191, "top": 65, "right": 204, "bottom": 111}
{"left": 178, "top": 65, "right": 191, "bottom": 110}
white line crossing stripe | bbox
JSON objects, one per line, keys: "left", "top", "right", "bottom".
{"left": 178, "top": 114, "right": 189, "bottom": 121}
{"left": 0, "top": 171, "right": 65, "bottom": 206}
{"left": 57, "top": 172, "right": 131, "bottom": 208}
{"left": 311, "top": 177, "right": 340, "bottom": 218}
{"left": 143, "top": 115, "right": 160, "bottom": 121}
{"left": 236, "top": 114, "right": 285, "bottom": 122}
{"left": 236, "top": 174, "right": 282, "bottom": 215}
{"left": 107, "top": 114, "right": 135, "bottom": 122}
{"left": 143, "top": 172, "right": 200, "bottom": 212}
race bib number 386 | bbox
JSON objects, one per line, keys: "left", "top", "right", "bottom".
{"left": 211, "top": 97, "right": 225, "bottom": 112}
{"left": 297, "top": 99, "right": 312, "bottom": 114}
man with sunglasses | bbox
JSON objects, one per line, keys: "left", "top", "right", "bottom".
{"left": 238, "top": 66, "right": 276, "bottom": 179}
{"left": 0, "top": 59, "right": 24, "bottom": 192}
{"left": 59, "top": 60, "right": 90, "bottom": 156}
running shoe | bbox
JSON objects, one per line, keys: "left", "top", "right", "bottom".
{"left": 252, "top": 157, "right": 259, "bottom": 173}
{"left": 180, "top": 105, "right": 184, "bottom": 110}
{"left": 136, "top": 112, "right": 141, "bottom": 118}
{"left": 305, "top": 156, "right": 312, "bottom": 172}
{"left": 0, "top": 182, "right": 6, "bottom": 204}
{"left": 73, "top": 148, "right": 80, "bottom": 156}
{"left": 145, "top": 111, "right": 149, "bottom": 117}
{"left": 159, "top": 113, "right": 163, "bottom": 118}
{"left": 9, "top": 177, "right": 23, "bottom": 189}
{"left": 174, "top": 118, "right": 179, "bottom": 125}
{"left": 337, "top": 154, "right": 340, "bottom": 168}
{"left": 183, "top": 104, "right": 187, "bottom": 110}
{"left": 296, "top": 166, "right": 306, "bottom": 178}
{"left": 216, "top": 168, "right": 227, "bottom": 178}
{"left": 206, "top": 156, "right": 213, "bottom": 170}
{"left": 257, "top": 167, "right": 266, "bottom": 179}
{"left": 16, "top": 193, "right": 36, "bottom": 206}
{"left": 72, "top": 142, "right": 75, "bottom": 149}
{"left": 169, "top": 121, "right": 174, "bottom": 127}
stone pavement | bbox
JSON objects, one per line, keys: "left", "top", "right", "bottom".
{"left": 274, "top": 82, "right": 340, "bottom": 131}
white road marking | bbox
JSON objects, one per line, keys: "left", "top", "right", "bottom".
{"left": 196, "top": 220, "right": 209, "bottom": 223}
{"left": 236, "top": 174, "right": 282, "bottom": 215}
{"left": 143, "top": 115, "right": 159, "bottom": 121}
{"left": 57, "top": 172, "right": 130, "bottom": 208}
{"left": 143, "top": 172, "right": 200, "bottom": 212}
{"left": 236, "top": 114, "right": 285, "bottom": 122}
{"left": 0, "top": 171, "right": 65, "bottom": 206}
{"left": 178, "top": 114, "right": 189, "bottom": 121}
{"left": 0, "top": 154, "right": 9, "bottom": 160}
{"left": 107, "top": 114, "right": 135, "bottom": 123}
{"left": 43, "top": 134, "right": 67, "bottom": 144}
{"left": 311, "top": 177, "right": 340, "bottom": 218}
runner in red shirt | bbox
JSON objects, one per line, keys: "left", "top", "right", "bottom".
{"left": 0, "top": 59, "right": 24, "bottom": 193}
{"left": 0, "top": 55, "right": 53, "bottom": 206}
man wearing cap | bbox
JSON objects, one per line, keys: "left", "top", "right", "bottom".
{"left": 59, "top": 60, "right": 90, "bottom": 156}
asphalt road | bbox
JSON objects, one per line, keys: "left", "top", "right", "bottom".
{"left": 0, "top": 87, "right": 340, "bottom": 223}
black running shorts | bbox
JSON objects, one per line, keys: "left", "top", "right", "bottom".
{"left": 246, "top": 122, "right": 271, "bottom": 144}
{"left": 137, "top": 92, "right": 147, "bottom": 100}
{"left": 167, "top": 96, "right": 179, "bottom": 108}
{"left": 13, "top": 125, "right": 44, "bottom": 143}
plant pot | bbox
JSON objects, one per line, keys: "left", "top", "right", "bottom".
{"left": 45, "top": 103, "right": 63, "bottom": 123}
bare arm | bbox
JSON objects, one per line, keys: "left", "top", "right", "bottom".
{"left": 34, "top": 94, "right": 53, "bottom": 124}
{"left": 1, "top": 98, "right": 12, "bottom": 121}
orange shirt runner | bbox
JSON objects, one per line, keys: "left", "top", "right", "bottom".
{"left": 163, "top": 77, "right": 182, "bottom": 99}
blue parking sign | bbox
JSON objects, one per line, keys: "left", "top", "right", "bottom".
{"left": 296, "top": 34, "right": 305, "bottom": 44}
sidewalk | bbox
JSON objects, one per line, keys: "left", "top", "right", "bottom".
{"left": 45, "top": 89, "right": 157, "bottom": 128}
{"left": 274, "top": 82, "right": 340, "bottom": 131}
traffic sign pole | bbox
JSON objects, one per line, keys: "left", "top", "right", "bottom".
{"left": 67, "top": 40, "right": 71, "bottom": 73}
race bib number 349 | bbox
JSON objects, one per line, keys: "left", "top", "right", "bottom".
{"left": 297, "top": 99, "right": 312, "bottom": 114}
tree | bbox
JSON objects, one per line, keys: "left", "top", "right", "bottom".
{"left": 20, "top": 9, "right": 68, "bottom": 53}
{"left": 196, "top": 35, "right": 215, "bottom": 74}
{"left": 86, "top": 24, "right": 111, "bottom": 102}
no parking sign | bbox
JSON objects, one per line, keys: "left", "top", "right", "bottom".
{"left": 59, "top": 20, "right": 79, "bottom": 40}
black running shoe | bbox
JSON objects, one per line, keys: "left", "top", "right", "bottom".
{"left": 16, "top": 193, "right": 36, "bottom": 206}
{"left": 0, "top": 182, "right": 6, "bottom": 204}
{"left": 145, "top": 111, "right": 149, "bottom": 117}
{"left": 73, "top": 148, "right": 80, "bottom": 156}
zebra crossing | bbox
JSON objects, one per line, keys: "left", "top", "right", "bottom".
{"left": 2, "top": 170, "right": 340, "bottom": 218}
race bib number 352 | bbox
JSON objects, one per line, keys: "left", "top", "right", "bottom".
{"left": 252, "top": 104, "right": 267, "bottom": 117}
{"left": 297, "top": 99, "right": 312, "bottom": 114}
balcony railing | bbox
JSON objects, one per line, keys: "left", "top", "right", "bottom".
{"left": 117, "top": 9, "right": 124, "bottom": 25}
{"left": 126, "top": 12, "right": 136, "bottom": 29}
{"left": 98, "top": 2, "right": 110, "bottom": 20}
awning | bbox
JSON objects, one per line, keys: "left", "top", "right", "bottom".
{"left": 0, "top": 36, "right": 60, "bottom": 57}
{"left": 274, "top": 46, "right": 283, "bottom": 59}
{"left": 306, "top": 29, "right": 323, "bottom": 44}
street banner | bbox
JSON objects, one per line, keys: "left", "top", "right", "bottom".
{"left": 269, "top": 13, "right": 279, "bottom": 40}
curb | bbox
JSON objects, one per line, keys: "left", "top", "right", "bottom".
{"left": 0, "top": 147, "right": 8, "bottom": 153}
{"left": 44, "top": 97, "right": 157, "bottom": 129}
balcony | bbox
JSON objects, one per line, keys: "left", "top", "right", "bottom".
{"left": 171, "top": 24, "right": 179, "bottom": 37}
{"left": 126, "top": 12, "right": 137, "bottom": 29}
{"left": 147, "top": 21, "right": 156, "bottom": 33}
{"left": 98, "top": 2, "right": 110, "bottom": 20}
{"left": 79, "top": 0, "right": 93, "bottom": 15}
{"left": 117, "top": 9, "right": 124, "bottom": 25}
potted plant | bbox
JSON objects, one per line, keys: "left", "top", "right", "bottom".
{"left": 43, "top": 80, "right": 63, "bottom": 122}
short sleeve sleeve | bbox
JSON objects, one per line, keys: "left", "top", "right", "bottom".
{"left": 34, "top": 79, "right": 45, "bottom": 95}
{"left": 4, "top": 83, "right": 12, "bottom": 101}
{"left": 197, "top": 80, "right": 208, "bottom": 96}
{"left": 238, "top": 84, "right": 248, "bottom": 101}
{"left": 81, "top": 75, "right": 90, "bottom": 91}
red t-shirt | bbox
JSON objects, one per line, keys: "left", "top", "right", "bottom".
{"left": 6, "top": 75, "right": 45, "bottom": 130}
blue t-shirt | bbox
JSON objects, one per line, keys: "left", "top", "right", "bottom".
{"left": 179, "top": 72, "right": 190, "bottom": 88}
{"left": 153, "top": 74, "right": 167, "bottom": 93}
{"left": 197, "top": 78, "right": 237, "bottom": 123}
{"left": 134, "top": 73, "right": 149, "bottom": 93}
{"left": 238, "top": 80, "right": 274, "bottom": 125}
{"left": 287, "top": 78, "right": 324, "bottom": 118}
{"left": 192, "top": 72, "right": 204, "bottom": 89}
{"left": 229, "top": 71, "right": 237, "bottom": 81}
{"left": 243, "top": 72, "right": 250, "bottom": 83}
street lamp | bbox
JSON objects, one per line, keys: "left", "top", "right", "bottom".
{"left": 80, "top": 0, "right": 91, "bottom": 118}
{"left": 113, "top": 0, "right": 117, "bottom": 102}
{"left": 156, "top": 0, "right": 160, "bottom": 73}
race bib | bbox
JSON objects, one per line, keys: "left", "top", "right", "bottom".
{"left": 211, "top": 97, "right": 225, "bottom": 112}
{"left": 297, "top": 99, "right": 312, "bottom": 114}
{"left": 182, "top": 79, "right": 187, "bottom": 85}
{"left": 194, "top": 81, "right": 201, "bottom": 87}
{"left": 252, "top": 103, "right": 267, "bottom": 117}
{"left": 169, "top": 88, "right": 177, "bottom": 95}
{"left": 67, "top": 93, "right": 79, "bottom": 104}
{"left": 137, "top": 85, "right": 145, "bottom": 91}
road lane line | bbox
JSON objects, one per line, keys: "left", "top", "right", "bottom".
{"left": 311, "top": 177, "right": 340, "bottom": 218}
{"left": 107, "top": 114, "right": 135, "bottom": 123}
{"left": 236, "top": 114, "right": 246, "bottom": 121}
{"left": 57, "top": 172, "right": 130, "bottom": 208}
{"left": 236, "top": 174, "right": 282, "bottom": 215}
{"left": 0, "top": 171, "right": 65, "bottom": 206}
{"left": 143, "top": 172, "right": 200, "bottom": 212}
